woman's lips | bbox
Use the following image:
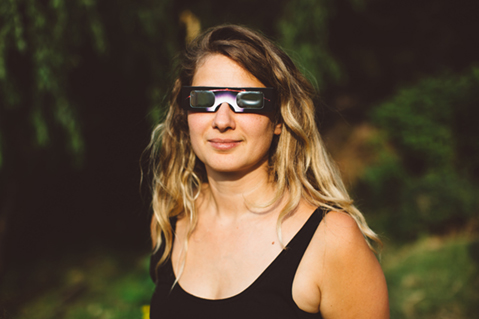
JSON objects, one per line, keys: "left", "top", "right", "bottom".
{"left": 208, "top": 138, "right": 242, "bottom": 150}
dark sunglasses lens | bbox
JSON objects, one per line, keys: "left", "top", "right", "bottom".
{"left": 190, "top": 91, "right": 215, "bottom": 107}
{"left": 236, "top": 92, "right": 264, "bottom": 109}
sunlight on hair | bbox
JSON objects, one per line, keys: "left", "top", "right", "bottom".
{"left": 179, "top": 10, "right": 201, "bottom": 44}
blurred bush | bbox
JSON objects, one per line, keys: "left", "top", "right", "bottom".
{"left": 2, "top": 251, "right": 155, "bottom": 319}
{"left": 356, "top": 67, "right": 479, "bottom": 240}
{"left": 277, "top": 0, "right": 342, "bottom": 90}
{"left": 384, "top": 236, "right": 479, "bottom": 318}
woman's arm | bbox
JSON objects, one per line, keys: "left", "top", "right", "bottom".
{"left": 318, "top": 211, "right": 389, "bottom": 319}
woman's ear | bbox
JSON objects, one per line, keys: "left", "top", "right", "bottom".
{"left": 273, "top": 123, "right": 282, "bottom": 135}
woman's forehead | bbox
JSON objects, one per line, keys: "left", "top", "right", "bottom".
{"left": 192, "top": 54, "right": 265, "bottom": 88}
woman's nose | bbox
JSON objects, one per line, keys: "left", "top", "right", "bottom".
{"left": 212, "top": 103, "right": 236, "bottom": 132}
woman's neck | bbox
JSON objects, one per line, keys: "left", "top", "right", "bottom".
{"left": 198, "top": 164, "right": 280, "bottom": 221}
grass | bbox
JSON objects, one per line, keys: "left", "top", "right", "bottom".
{"left": 1, "top": 235, "right": 478, "bottom": 319}
{"left": 0, "top": 249, "right": 155, "bottom": 319}
{"left": 382, "top": 234, "right": 479, "bottom": 319}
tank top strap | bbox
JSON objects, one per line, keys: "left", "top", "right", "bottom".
{"left": 264, "top": 207, "right": 327, "bottom": 289}
{"left": 287, "top": 207, "right": 326, "bottom": 251}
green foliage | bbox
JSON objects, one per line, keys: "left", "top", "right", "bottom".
{"left": 358, "top": 67, "right": 479, "bottom": 239}
{"left": 0, "top": 0, "right": 109, "bottom": 169}
{"left": 383, "top": 236, "right": 479, "bottom": 318}
{"left": 2, "top": 251, "right": 155, "bottom": 319}
{"left": 130, "top": 0, "right": 179, "bottom": 127}
{"left": 276, "top": 0, "right": 342, "bottom": 90}
{"left": 0, "top": 0, "right": 180, "bottom": 168}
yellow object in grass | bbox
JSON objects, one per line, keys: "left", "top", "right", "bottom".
{"left": 142, "top": 305, "right": 150, "bottom": 319}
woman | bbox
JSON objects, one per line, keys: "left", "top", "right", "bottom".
{"left": 147, "top": 24, "right": 389, "bottom": 319}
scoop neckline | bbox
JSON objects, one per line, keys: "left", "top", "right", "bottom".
{"left": 168, "top": 207, "right": 322, "bottom": 303}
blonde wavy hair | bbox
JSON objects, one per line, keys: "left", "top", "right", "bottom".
{"left": 147, "top": 24, "right": 381, "bottom": 266}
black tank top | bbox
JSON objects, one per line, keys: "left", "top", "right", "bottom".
{"left": 150, "top": 208, "right": 325, "bottom": 319}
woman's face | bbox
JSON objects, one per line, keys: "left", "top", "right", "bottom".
{"left": 187, "top": 54, "right": 282, "bottom": 176}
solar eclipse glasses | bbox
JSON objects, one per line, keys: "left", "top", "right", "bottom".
{"left": 180, "top": 86, "right": 276, "bottom": 113}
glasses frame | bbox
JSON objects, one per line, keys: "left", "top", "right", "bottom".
{"left": 180, "top": 86, "right": 276, "bottom": 113}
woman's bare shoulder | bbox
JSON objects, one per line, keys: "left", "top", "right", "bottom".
{"left": 310, "top": 211, "right": 389, "bottom": 319}
{"left": 303, "top": 211, "right": 372, "bottom": 277}
{"left": 319, "top": 211, "right": 369, "bottom": 253}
